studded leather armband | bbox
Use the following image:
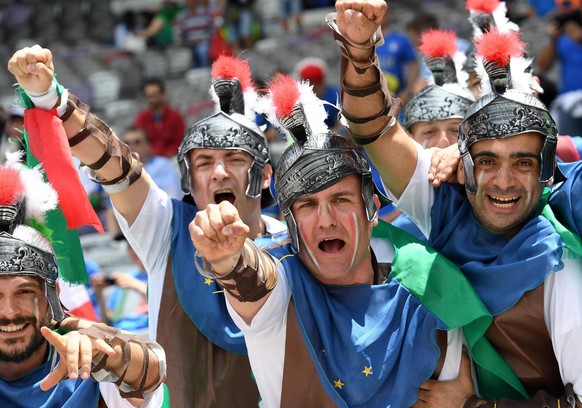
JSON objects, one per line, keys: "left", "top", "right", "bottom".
{"left": 199, "top": 239, "right": 277, "bottom": 302}
{"left": 327, "top": 14, "right": 402, "bottom": 145}
{"left": 65, "top": 93, "right": 143, "bottom": 192}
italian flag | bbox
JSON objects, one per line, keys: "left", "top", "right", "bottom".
{"left": 19, "top": 84, "right": 102, "bottom": 320}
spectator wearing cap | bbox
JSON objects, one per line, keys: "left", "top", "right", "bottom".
{"left": 294, "top": 57, "right": 341, "bottom": 131}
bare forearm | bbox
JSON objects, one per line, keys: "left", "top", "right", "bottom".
{"left": 536, "top": 42, "right": 556, "bottom": 73}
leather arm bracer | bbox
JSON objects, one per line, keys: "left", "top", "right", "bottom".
{"left": 65, "top": 93, "right": 143, "bottom": 193}
{"left": 199, "top": 239, "right": 278, "bottom": 302}
{"left": 79, "top": 325, "right": 166, "bottom": 399}
{"left": 327, "top": 12, "right": 402, "bottom": 145}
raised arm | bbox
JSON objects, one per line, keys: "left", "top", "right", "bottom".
{"left": 333, "top": 0, "right": 419, "bottom": 198}
{"left": 7, "top": 45, "right": 152, "bottom": 225}
{"left": 189, "top": 201, "right": 278, "bottom": 324}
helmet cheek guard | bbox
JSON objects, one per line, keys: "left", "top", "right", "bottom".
{"left": 246, "top": 159, "right": 266, "bottom": 199}
{"left": 361, "top": 173, "right": 379, "bottom": 222}
{"left": 284, "top": 210, "right": 300, "bottom": 253}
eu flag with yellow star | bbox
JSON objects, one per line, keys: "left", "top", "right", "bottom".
{"left": 268, "top": 220, "right": 525, "bottom": 406}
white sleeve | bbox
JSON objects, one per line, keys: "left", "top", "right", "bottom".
{"left": 544, "top": 255, "right": 582, "bottom": 400}
{"left": 438, "top": 328, "right": 463, "bottom": 381}
{"left": 224, "top": 264, "right": 291, "bottom": 408}
{"left": 112, "top": 183, "right": 173, "bottom": 340}
{"left": 98, "top": 382, "right": 165, "bottom": 407}
{"left": 382, "top": 141, "right": 436, "bottom": 238}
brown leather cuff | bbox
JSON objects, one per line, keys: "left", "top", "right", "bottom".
{"left": 464, "top": 395, "right": 492, "bottom": 408}
{"left": 79, "top": 324, "right": 158, "bottom": 399}
{"left": 339, "top": 52, "right": 402, "bottom": 145}
{"left": 205, "top": 239, "right": 277, "bottom": 302}
{"left": 66, "top": 93, "right": 143, "bottom": 191}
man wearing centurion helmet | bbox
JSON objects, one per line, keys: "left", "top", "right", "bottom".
{"left": 332, "top": 0, "right": 582, "bottom": 406}
{"left": 0, "top": 162, "right": 167, "bottom": 407}
{"left": 7, "top": 47, "right": 286, "bottom": 407}
{"left": 190, "top": 73, "right": 521, "bottom": 407}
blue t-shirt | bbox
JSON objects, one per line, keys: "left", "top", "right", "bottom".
{"left": 376, "top": 32, "right": 417, "bottom": 94}
{"left": 557, "top": 34, "right": 582, "bottom": 94}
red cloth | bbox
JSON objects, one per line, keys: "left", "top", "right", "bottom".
{"left": 24, "top": 108, "right": 104, "bottom": 233}
{"left": 134, "top": 106, "right": 186, "bottom": 157}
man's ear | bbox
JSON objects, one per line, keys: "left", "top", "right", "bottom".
{"left": 371, "top": 195, "right": 380, "bottom": 227}
{"left": 262, "top": 163, "right": 273, "bottom": 190}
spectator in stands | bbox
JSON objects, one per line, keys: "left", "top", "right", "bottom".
{"left": 0, "top": 106, "right": 25, "bottom": 164}
{"left": 281, "top": 0, "right": 303, "bottom": 34}
{"left": 376, "top": 6, "right": 420, "bottom": 104}
{"left": 175, "top": 0, "right": 219, "bottom": 68}
{"left": 113, "top": 10, "right": 149, "bottom": 54}
{"left": 134, "top": 78, "right": 186, "bottom": 157}
{"left": 537, "top": 0, "right": 582, "bottom": 136}
{"left": 123, "top": 126, "right": 181, "bottom": 199}
{"left": 294, "top": 57, "right": 340, "bottom": 131}
{"left": 224, "top": 0, "right": 257, "bottom": 53}
{"left": 139, "top": 0, "right": 183, "bottom": 49}
{"left": 91, "top": 240, "right": 149, "bottom": 334}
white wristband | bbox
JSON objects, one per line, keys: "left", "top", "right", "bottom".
{"left": 55, "top": 89, "right": 69, "bottom": 117}
{"left": 26, "top": 80, "right": 59, "bottom": 111}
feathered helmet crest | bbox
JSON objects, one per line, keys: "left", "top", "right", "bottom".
{"left": 403, "top": 29, "right": 475, "bottom": 131}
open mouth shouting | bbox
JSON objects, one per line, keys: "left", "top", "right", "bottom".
{"left": 318, "top": 238, "right": 346, "bottom": 254}
{"left": 214, "top": 189, "right": 236, "bottom": 205}
{"left": 489, "top": 194, "right": 519, "bottom": 209}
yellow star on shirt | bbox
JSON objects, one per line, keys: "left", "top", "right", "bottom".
{"left": 334, "top": 379, "right": 344, "bottom": 389}
{"left": 362, "top": 366, "right": 373, "bottom": 377}
{"left": 204, "top": 278, "right": 213, "bottom": 286}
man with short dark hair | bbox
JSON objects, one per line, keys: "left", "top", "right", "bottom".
{"left": 134, "top": 78, "right": 186, "bottom": 157}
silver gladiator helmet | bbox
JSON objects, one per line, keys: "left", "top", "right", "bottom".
{"left": 0, "top": 226, "right": 64, "bottom": 321}
{"left": 402, "top": 30, "right": 474, "bottom": 130}
{"left": 259, "top": 74, "right": 387, "bottom": 252}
